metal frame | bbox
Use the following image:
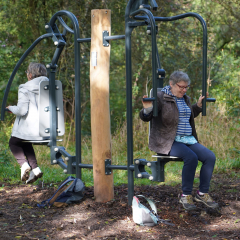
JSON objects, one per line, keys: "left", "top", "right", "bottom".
{"left": 1, "top": 1, "right": 214, "bottom": 206}
{"left": 1, "top": 10, "right": 82, "bottom": 179}
{"left": 124, "top": 0, "right": 216, "bottom": 205}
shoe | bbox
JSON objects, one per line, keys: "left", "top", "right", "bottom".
{"left": 21, "top": 162, "right": 31, "bottom": 181}
{"left": 195, "top": 192, "right": 219, "bottom": 209}
{"left": 26, "top": 171, "right": 38, "bottom": 184}
{"left": 32, "top": 167, "right": 43, "bottom": 178}
{"left": 179, "top": 195, "right": 197, "bottom": 211}
{"left": 26, "top": 167, "right": 43, "bottom": 184}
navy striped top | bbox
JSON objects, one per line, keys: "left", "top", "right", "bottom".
{"left": 161, "top": 85, "right": 192, "bottom": 136}
{"left": 175, "top": 97, "right": 192, "bottom": 136}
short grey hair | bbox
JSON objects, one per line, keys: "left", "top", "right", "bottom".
{"left": 169, "top": 71, "right": 191, "bottom": 85}
{"left": 27, "top": 62, "right": 47, "bottom": 80}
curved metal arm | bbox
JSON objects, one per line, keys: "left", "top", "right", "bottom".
{"left": 135, "top": 12, "right": 208, "bottom": 116}
{"left": 130, "top": 8, "right": 158, "bottom": 116}
{"left": 125, "top": 0, "right": 158, "bottom": 16}
{"left": 57, "top": 16, "right": 74, "bottom": 34}
{"left": 49, "top": 10, "right": 82, "bottom": 179}
{"left": 0, "top": 33, "right": 53, "bottom": 121}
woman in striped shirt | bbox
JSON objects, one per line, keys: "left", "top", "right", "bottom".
{"left": 140, "top": 71, "right": 218, "bottom": 211}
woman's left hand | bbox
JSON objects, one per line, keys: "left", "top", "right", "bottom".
{"left": 197, "top": 92, "right": 209, "bottom": 108}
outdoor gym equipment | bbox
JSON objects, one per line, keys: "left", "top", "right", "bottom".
{"left": 1, "top": 0, "right": 215, "bottom": 206}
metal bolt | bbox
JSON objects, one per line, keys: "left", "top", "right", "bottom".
{"left": 149, "top": 176, "right": 153, "bottom": 181}
{"left": 147, "top": 30, "right": 151, "bottom": 35}
{"left": 64, "top": 169, "right": 67, "bottom": 173}
{"left": 92, "top": 14, "right": 94, "bottom": 18}
{"left": 57, "top": 129, "right": 61, "bottom": 133}
{"left": 53, "top": 160, "right": 57, "bottom": 164}
{"left": 46, "top": 64, "right": 50, "bottom": 68}
{"left": 54, "top": 41, "right": 58, "bottom": 45}
{"left": 54, "top": 148, "right": 58, "bottom": 152}
{"left": 45, "top": 129, "right": 49, "bottom": 133}
{"left": 135, "top": 160, "right": 140, "bottom": 164}
{"left": 44, "top": 107, "right": 49, "bottom": 112}
{"left": 65, "top": 157, "right": 69, "bottom": 161}
{"left": 147, "top": 162, "right": 151, "bottom": 167}
{"left": 105, "top": 11, "right": 108, "bottom": 14}
{"left": 56, "top": 86, "right": 59, "bottom": 90}
{"left": 137, "top": 173, "right": 142, "bottom": 178}
{"left": 139, "top": 5, "right": 144, "bottom": 9}
{"left": 56, "top": 107, "right": 60, "bottom": 111}
{"left": 44, "top": 86, "right": 48, "bottom": 90}
{"left": 45, "top": 25, "right": 49, "bottom": 29}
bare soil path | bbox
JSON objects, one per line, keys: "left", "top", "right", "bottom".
{"left": 0, "top": 173, "right": 240, "bottom": 240}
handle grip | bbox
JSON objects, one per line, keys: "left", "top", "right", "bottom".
{"left": 206, "top": 98, "right": 216, "bottom": 102}
{"left": 142, "top": 97, "right": 155, "bottom": 102}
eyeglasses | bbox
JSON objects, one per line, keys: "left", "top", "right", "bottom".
{"left": 176, "top": 83, "right": 190, "bottom": 90}
{"left": 25, "top": 71, "right": 29, "bottom": 74}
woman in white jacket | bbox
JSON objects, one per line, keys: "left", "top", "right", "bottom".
{"left": 7, "top": 62, "right": 48, "bottom": 184}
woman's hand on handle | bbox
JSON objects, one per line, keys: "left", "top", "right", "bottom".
{"left": 197, "top": 92, "right": 209, "bottom": 108}
{"left": 142, "top": 95, "right": 153, "bottom": 109}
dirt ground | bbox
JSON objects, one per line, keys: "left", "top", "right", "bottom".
{"left": 0, "top": 173, "right": 240, "bottom": 240}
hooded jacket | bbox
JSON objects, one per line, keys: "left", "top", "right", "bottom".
{"left": 139, "top": 90, "right": 202, "bottom": 155}
{"left": 8, "top": 76, "right": 49, "bottom": 140}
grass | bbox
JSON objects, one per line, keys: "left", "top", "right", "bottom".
{"left": 0, "top": 103, "right": 239, "bottom": 188}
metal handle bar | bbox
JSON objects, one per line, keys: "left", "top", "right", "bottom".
{"left": 130, "top": 8, "right": 158, "bottom": 116}
{"left": 135, "top": 12, "right": 208, "bottom": 116}
{"left": 142, "top": 97, "right": 155, "bottom": 102}
{"left": 206, "top": 98, "right": 216, "bottom": 102}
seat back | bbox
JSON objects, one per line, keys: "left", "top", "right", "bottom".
{"left": 39, "top": 80, "right": 65, "bottom": 137}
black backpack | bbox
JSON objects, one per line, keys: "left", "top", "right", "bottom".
{"left": 37, "top": 176, "right": 85, "bottom": 208}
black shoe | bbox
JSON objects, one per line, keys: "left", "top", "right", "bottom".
{"left": 195, "top": 192, "right": 219, "bottom": 209}
{"left": 179, "top": 195, "right": 197, "bottom": 211}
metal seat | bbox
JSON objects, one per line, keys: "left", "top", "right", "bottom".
{"left": 23, "top": 138, "right": 63, "bottom": 145}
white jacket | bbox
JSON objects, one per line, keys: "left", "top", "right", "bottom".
{"left": 9, "top": 76, "right": 49, "bottom": 140}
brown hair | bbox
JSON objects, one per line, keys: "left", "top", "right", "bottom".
{"left": 27, "top": 62, "right": 47, "bottom": 80}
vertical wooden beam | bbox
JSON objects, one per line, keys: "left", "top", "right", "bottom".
{"left": 90, "top": 9, "right": 114, "bottom": 202}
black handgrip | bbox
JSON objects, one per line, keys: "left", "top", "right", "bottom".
{"left": 206, "top": 98, "right": 216, "bottom": 102}
{"left": 142, "top": 97, "right": 155, "bottom": 102}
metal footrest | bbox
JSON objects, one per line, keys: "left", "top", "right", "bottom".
{"left": 134, "top": 156, "right": 182, "bottom": 182}
{"left": 134, "top": 159, "right": 152, "bottom": 180}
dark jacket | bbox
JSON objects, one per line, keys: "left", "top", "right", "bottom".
{"left": 139, "top": 91, "right": 202, "bottom": 154}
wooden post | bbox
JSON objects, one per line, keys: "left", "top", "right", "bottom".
{"left": 90, "top": 9, "right": 114, "bottom": 202}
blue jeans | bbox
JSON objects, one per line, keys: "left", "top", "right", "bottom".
{"left": 169, "top": 141, "right": 216, "bottom": 195}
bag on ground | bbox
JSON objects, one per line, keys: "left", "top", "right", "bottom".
{"left": 132, "top": 195, "right": 175, "bottom": 226}
{"left": 37, "top": 176, "right": 85, "bottom": 208}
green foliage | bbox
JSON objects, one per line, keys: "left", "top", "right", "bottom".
{"left": 0, "top": 0, "right": 240, "bottom": 189}
{"left": 1, "top": 0, "right": 240, "bottom": 131}
{"left": 210, "top": 51, "right": 240, "bottom": 116}
{"left": 1, "top": 105, "right": 239, "bottom": 186}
